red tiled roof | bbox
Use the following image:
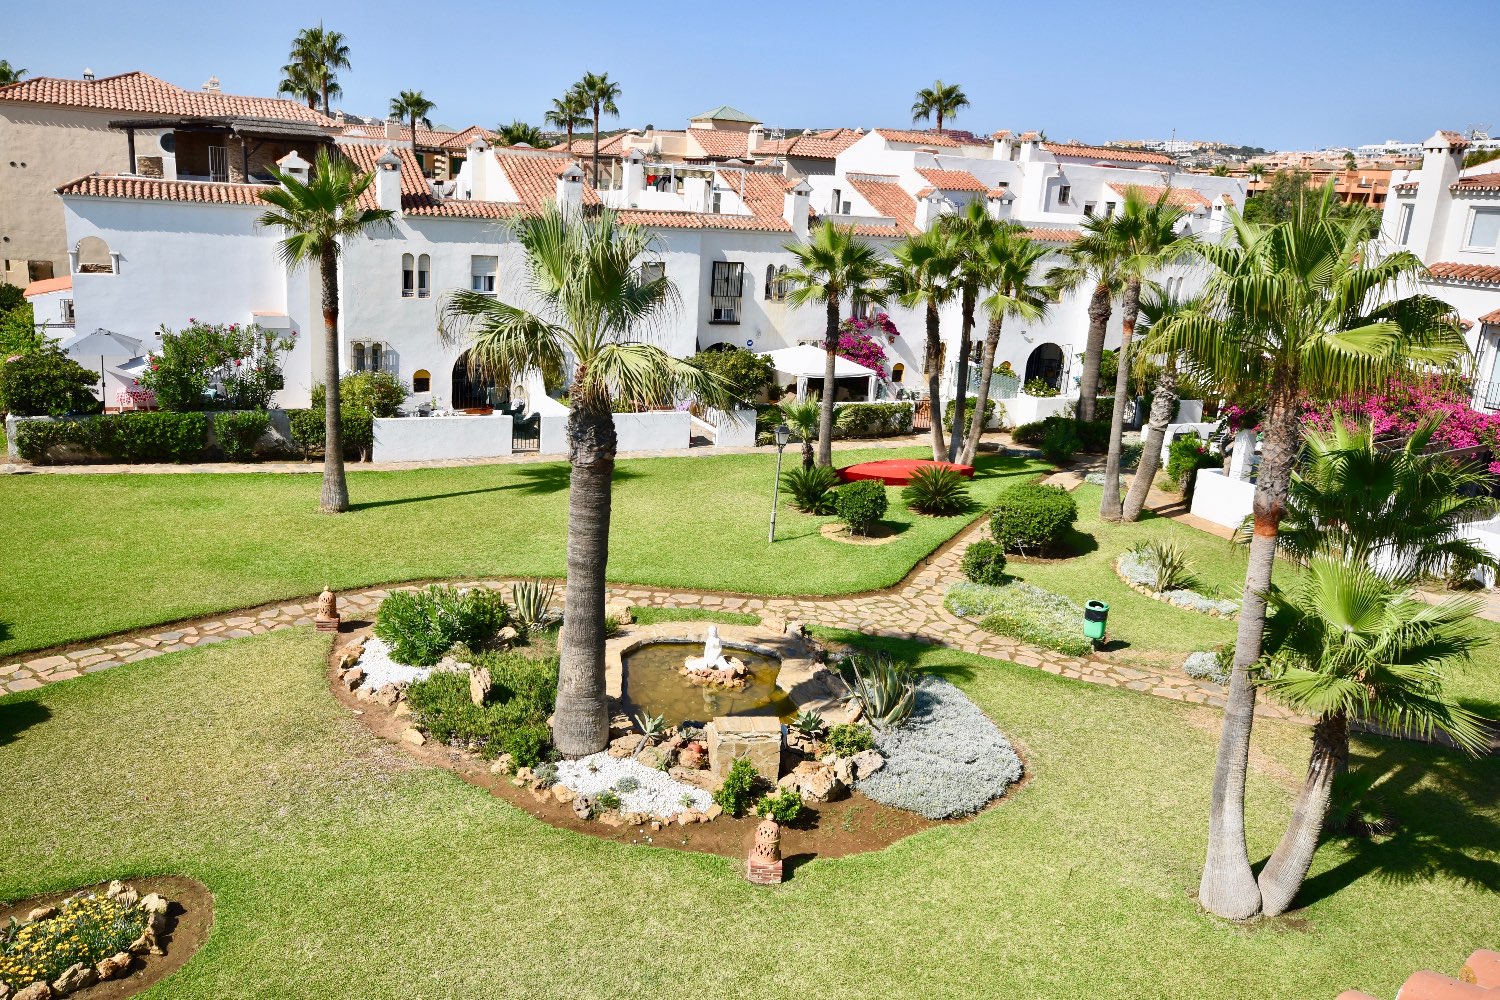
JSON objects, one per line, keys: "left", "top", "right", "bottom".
{"left": 442, "top": 126, "right": 499, "bottom": 151}
{"left": 991, "top": 130, "right": 1012, "bottom": 140}
{"left": 341, "top": 122, "right": 459, "bottom": 149}
{"left": 873, "top": 128, "right": 961, "bottom": 148}
{"left": 686, "top": 128, "right": 753, "bottom": 159}
{"left": 1107, "top": 183, "right": 1211, "bottom": 209}
{"left": 1044, "top": 142, "right": 1174, "bottom": 165}
{"left": 846, "top": 175, "right": 919, "bottom": 234}
{"left": 496, "top": 152, "right": 602, "bottom": 209}
{"left": 0, "top": 71, "right": 335, "bottom": 125}
{"left": 1480, "top": 307, "right": 1500, "bottom": 325}
{"left": 914, "top": 186, "right": 937, "bottom": 198}
{"left": 56, "top": 173, "right": 271, "bottom": 205}
{"left": 1017, "top": 131, "right": 1040, "bottom": 141}
{"left": 1025, "top": 227, "right": 1079, "bottom": 243}
{"left": 1439, "top": 129, "right": 1470, "bottom": 149}
{"left": 552, "top": 132, "right": 629, "bottom": 157}
{"left": 1428, "top": 262, "right": 1500, "bottom": 285}
{"left": 1455, "top": 172, "right": 1500, "bottom": 193}
{"left": 758, "top": 127, "right": 863, "bottom": 160}
{"left": 23, "top": 275, "right": 72, "bottom": 297}
{"left": 918, "top": 168, "right": 987, "bottom": 192}
{"left": 987, "top": 187, "right": 1012, "bottom": 199}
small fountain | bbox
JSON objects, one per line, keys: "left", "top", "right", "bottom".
{"left": 681, "top": 625, "right": 749, "bottom": 689}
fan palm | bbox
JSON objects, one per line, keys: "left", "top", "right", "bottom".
{"left": 574, "top": 73, "right": 620, "bottom": 188}
{"left": 257, "top": 149, "right": 394, "bottom": 513}
{"left": 779, "top": 397, "right": 821, "bottom": 471}
{"left": 0, "top": 61, "right": 26, "bottom": 86}
{"left": 1121, "top": 288, "right": 1195, "bottom": 521}
{"left": 939, "top": 202, "right": 995, "bottom": 460}
{"left": 440, "top": 205, "right": 730, "bottom": 756}
{"left": 782, "top": 222, "right": 888, "bottom": 466}
{"left": 545, "top": 93, "right": 590, "bottom": 153}
{"left": 891, "top": 226, "right": 964, "bottom": 461}
{"left": 1254, "top": 557, "right": 1488, "bottom": 916}
{"left": 496, "top": 120, "right": 546, "bottom": 147}
{"left": 910, "top": 80, "right": 969, "bottom": 133}
{"left": 277, "top": 60, "right": 320, "bottom": 110}
{"left": 1149, "top": 186, "right": 1469, "bottom": 920}
{"left": 286, "top": 24, "right": 350, "bottom": 116}
{"left": 389, "top": 90, "right": 435, "bottom": 148}
{"left": 1048, "top": 214, "right": 1127, "bottom": 422}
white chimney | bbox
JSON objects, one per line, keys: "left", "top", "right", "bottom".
{"left": 622, "top": 149, "right": 646, "bottom": 208}
{"left": 202, "top": 75, "right": 221, "bottom": 93}
{"left": 461, "top": 137, "right": 490, "bottom": 200}
{"left": 384, "top": 118, "right": 403, "bottom": 141}
{"left": 748, "top": 123, "right": 764, "bottom": 155}
{"left": 1407, "top": 129, "right": 1465, "bottom": 260}
{"left": 556, "top": 162, "right": 586, "bottom": 219}
{"left": 82, "top": 67, "right": 95, "bottom": 81}
{"left": 375, "top": 148, "right": 403, "bottom": 213}
{"left": 275, "top": 150, "right": 311, "bottom": 185}
{"left": 783, "top": 178, "right": 811, "bottom": 238}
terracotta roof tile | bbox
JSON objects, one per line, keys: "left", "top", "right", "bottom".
{"left": 757, "top": 127, "right": 863, "bottom": 160}
{"left": 56, "top": 173, "right": 271, "bottom": 205}
{"left": 341, "top": 122, "right": 459, "bottom": 149}
{"left": 22, "top": 275, "right": 72, "bottom": 297}
{"left": 442, "top": 126, "right": 499, "bottom": 150}
{"left": 915, "top": 186, "right": 938, "bottom": 198}
{"left": 552, "top": 133, "right": 629, "bottom": 157}
{"left": 1455, "top": 172, "right": 1500, "bottom": 193}
{"left": 1439, "top": 129, "right": 1471, "bottom": 149}
{"left": 685, "top": 128, "right": 753, "bottom": 159}
{"left": 987, "top": 186, "right": 1013, "bottom": 199}
{"left": 0, "top": 71, "right": 335, "bottom": 125}
{"left": 917, "top": 168, "right": 987, "bottom": 192}
{"left": 991, "top": 130, "right": 1012, "bottom": 140}
{"left": 1479, "top": 308, "right": 1500, "bottom": 325}
{"left": 1024, "top": 227, "right": 1079, "bottom": 243}
{"left": 845, "top": 175, "right": 919, "bottom": 234}
{"left": 1045, "top": 142, "right": 1174, "bottom": 165}
{"left": 1107, "top": 183, "right": 1211, "bottom": 209}
{"left": 1428, "top": 262, "right": 1500, "bottom": 284}
{"left": 1017, "top": 131, "right": 1040, "bottom": 141}
{"left": 873, "top": 128, "right": 961, "bottom": 148}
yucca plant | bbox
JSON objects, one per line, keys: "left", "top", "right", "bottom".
{"left": 1133, "top": 540, "right": 1196, "bottom": 592}
{"left": 901, "top": 465, "right": 972, "bottom": 516}
{"left": 846, "top": 652, "right": 916, "bottom": 730}
{"left": 781, "top": 464, "right": 839, "bottom": 514}
{"left": 511, "top": 579, "right": 556, "bottom": 638}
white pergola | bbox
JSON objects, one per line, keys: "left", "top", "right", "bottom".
{"left": 759, "top": 345, "right": 879, "bottom": 403}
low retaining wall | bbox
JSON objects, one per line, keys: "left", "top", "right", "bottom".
{"left": 613, "top": 410, "right": 692, "bottom": 452}
{"left": 1004, "top": 394, "right": 1078, "bottom": 428}
{"left": 1190, "top": 469, "right": 1254, "bottom": 530}
{"left": 371, "top": 414, "right": 513, "bottom": 462}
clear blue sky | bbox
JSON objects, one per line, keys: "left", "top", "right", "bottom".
{"left": 4, "top": 0, "right": 1495, "bottom": 150}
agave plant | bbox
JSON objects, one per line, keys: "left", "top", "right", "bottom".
{"left": 901, "top": 465, "right": 972, "bottom": 516}
{"left": 791, "top": 710, "right": 826, "bottom": 736}
{"left": 511, "top": 579, "right": 557, "bottom": 637}
{"left": 632, "top": 710, "right": 665, "bottom": 739}
{"left": 847, "top": 653, "right": 916, "bottom": 729}
{"left": 1132, "top": 540, "right": 1195, "bottom": 593}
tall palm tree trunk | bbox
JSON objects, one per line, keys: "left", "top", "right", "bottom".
{"left": 1199, "top": 382, "right": 1298, "bottom": 920}
{"left": 1122, "top": 359, "right": 1176, "bottom": 521}
{"left": 801, "top": 438, "right": 814, "bottom": 471}
{"left": 1257, "top": 712, "right": 1347, "bottom": 917}
{"left": 1100, "top": 281, "right": 1140, "bottom": 520}
{"left": 1077, "top": 283, "right": 1112, "bottom": 422}
{"left": 318, "top": 245, "right": 348, "bottom": 514}
{"left": 925, "top": 300, "right": 948, "bottom": 460}
{"left": 816, "top": 295, "right": 838, "bottom": 467}
{"left": 960, "top": 313, "right": 1003, "bottom": 465}
{"left": 948, "top": 287, "right": 975, "bottom": 461}
{"left": 553, "top": 393, "right": 616, "bottom": 757}
{"left": 591, "top": 107, "right": 601, "bottom": 188}
{"left": 321, "top": 82, "right": 330, "bottom": 117}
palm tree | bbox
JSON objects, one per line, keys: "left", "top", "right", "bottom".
{"left": 910, "top": 80, "right": 969, "bottom": 134}
{"left": 286, "top": 24, "right": 350, "bottom": 117}
{"left": 957, "top": 226, "right": 1054, "bottom": 464}
{"left": 1048, "top": 215, "right": 1126, "bottom": 423}
{"left": 574, "top": 73, "right": 620, "bottom": 188}
{"left": 0, "top": 60, "right": 29, "bottom": 86}
{"left": 545, "top": 93, "right": 590, "bottom": 153}
{"left": 277, "top": 60, "right": 320, "bottom": 110}
{"left": 782, "top": 222, "right": 888, "bottom": 467}
{"left": 441, "top": 205, "right": 728, "bottom": 756}
{"left": 1152, "top": 187, "right": 1469, "bottom": 920}
{"left": 1210, "top": 164, "right": 1231, "bottom": 177}
{"left": 1098, "top": 188, "right": 1196, "bottom": 521}
{"left": 1248, "top": 164, "right": 1266, "bottom": 183}
{"left": 257, "top": 149, "right": 394, "bottom": 513}
{"left": 891, "top": 226, "right": 964, "bottom": 460}
{"left": 940, "top": 202, "right": 995, "bottom": 461}
{"left": 779, "top": 397, "right": 821, "bottom": 471}
{"left": 1254, "top": 557, "right": 1488, "bottom": 916}
{"left": 1121, "top": 288, "right": 1192, "bottom": 521}
{"left": 1253, "top": 417, "right": 1498, "bottom": 582}
{"left": 496, "top": 120, "right": 546, "bottom": 147}
{"left": 389, "top": 90, "right": 435, "bottom": 148}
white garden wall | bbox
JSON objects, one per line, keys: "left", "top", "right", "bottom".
{"left": 1190, "top": 469, "right": 1254, "bottom": 530}
{"left": 613, "top": 410, "right": 692, "bottom": 452}
{"left": 1004, "top": 394, "right": 1078, "bottom": 427}
{"left": 371, "top": 413, "right": 512, "bottom": 462}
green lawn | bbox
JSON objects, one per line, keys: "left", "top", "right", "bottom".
{"left": 2, "top": 628, "right": 1495, "bottom": 998}
{"left": 0, "top": 450, "right": 1044, "bottom": 658}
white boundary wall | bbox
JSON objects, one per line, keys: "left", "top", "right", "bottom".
{"left": 614, "top": 411, "right": 692, "bottom": 452}
{"left": 1004, "top": 394, "right": 1078, "bottom": 427}
{"left": 372, "top": 414, "right": 512, "bottom": 462}
{"left": 1190, "top": 469, "right": 1255, "bottom": 530}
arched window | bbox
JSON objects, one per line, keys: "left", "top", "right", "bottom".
{"left": 1023, "top": 343, "right": 1065, "bottom": 390}
{"left": 412, "top": 369, "right": 431, "bottom": 393}
{"left": 401, "top": 254, "right": 415, "bottom": 297}
{"left": 352, "top": 343, "right": 367, "bottom": 371}
{"left": 417, "top": 254, "right": 431, "bottom": 298}
{"left": 891, "top": 362, "right": 905, "bottom": 383}
{"left": 74, "top": 236, "right": 114, "bottom": 274}
{"left": 764, "top": 264, "right": 776, "bottom": 300}
{"left": 369, "top": 343, "right": 383, "bottom": 372}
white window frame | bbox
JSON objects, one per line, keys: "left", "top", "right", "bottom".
{"left": 416, "top": 254, "right": 431, "bottom": 298}
{"left": 401, "top": 253, "right": 415, "bottom": 298}
{"left": 1395, "top": 202, "right": 1414, "bottom": 245}
{"left": 470, "top": 254, "right": 498, "bottom": 295}
{"left": 1463, "top": 206, "right": 1500, "bottom": 253}
{"left": 1057, "top": 184, "right": 1071, "bottom": 207}
{"left": 641, "top": 260, "right": 666, "bottom": 286}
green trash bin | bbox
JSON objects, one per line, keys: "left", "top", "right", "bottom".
{"left": 1083, "top": 600, "right": 1109, "bottom": 643}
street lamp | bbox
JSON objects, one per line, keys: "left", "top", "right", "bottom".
{"left": 769, "top": 423, "right": 791, "bottom": 543}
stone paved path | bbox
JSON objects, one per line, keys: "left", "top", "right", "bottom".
{"left": 0, "top": 516, "right": 1309, "bottom": 727}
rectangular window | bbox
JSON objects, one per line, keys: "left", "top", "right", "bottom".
{"left": 711, "top": 191, "right": 723, "bottom": 214}
{"left": 1396, "top": 203, "right": 1414, "bottom": 245}
{"left": 417, "top": 255, "right": 431, "bottom": 298}
{"left": 471, "top": 255, "right": 498, "bottom": 295}
{"left": 1465, "top": 207, "right": 1500, "bottom": 251}
{"left": 641, "top": 261, "right": 665, "bottom": 284}
{"left": 831, "top": 188, "right": 842, "bottom": 214}
{"left": 61, "top": 299, "right": 75, "bottom": 325}
{"left": 709, "top": 261, "right": 744, "bottom": 324}
{"left": 402, "top": 254, "right": 415, "bottom": 298}
{"left": 1104, "top": 200, "right": 1116, "bottom": 217}
{"left": 1057, "top": 185, "right": 1071, "bottom": 207}
{"left": 1083, "top": 202, "right": 1096, "bottom": 217}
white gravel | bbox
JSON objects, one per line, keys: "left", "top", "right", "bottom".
{"left": 554, "top": 752, "right": 713, "bottom": 818}
{"left": 354, "top": 637, "right": 435, "bottom": 691}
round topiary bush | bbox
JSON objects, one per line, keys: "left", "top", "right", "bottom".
{"left": 960, "top": 540, "right": 1008, "bottom": 585}
{"left": 836, "top": 479, "right": 889, "bottom": 535}
{"left": 989, "top": 482, "right": 1078, "bottom": 555}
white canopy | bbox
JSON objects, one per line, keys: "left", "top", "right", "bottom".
{"left": 760, "top": 345, "right": 880, "bottom": 380}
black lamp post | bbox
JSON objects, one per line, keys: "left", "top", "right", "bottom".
{"left": 769, "top": 423, "right": 791, "bottom": 543}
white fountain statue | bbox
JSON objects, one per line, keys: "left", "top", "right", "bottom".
{"left": 685, "top": 625, "right": 733, "bottom": 673}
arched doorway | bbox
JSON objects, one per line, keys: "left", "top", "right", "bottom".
{"left": 451, "top": 351, "right": 501, "bottom": 409}
{"left": 1023, "top": 343, "right": 1064, "bottom": 390}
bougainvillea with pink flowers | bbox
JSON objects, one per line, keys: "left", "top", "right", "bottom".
{"left": 835, "top": 313, "right": 899, "bottom": 379}
{"left": 1300, "top": 374, "right": 1500, "bottom": 472}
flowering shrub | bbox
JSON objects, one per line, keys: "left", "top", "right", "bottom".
{"left": 836, "top": 313, "right": 899, "bottom": 378}
{"left": 1302, "top": 375, "right": 1500, "bottom": 469}
{"left": 1222, "top": 403, "right": 1261, "bottom": 433}
{"left": 0, "top": 891, "right": 149, "bottom": 991}
{"left": 136, "top": 320, "right": 293, "bottom": 411}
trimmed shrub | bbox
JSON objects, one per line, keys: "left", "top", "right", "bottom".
{"left": 311, "top": 371, "right": 408, "bottom": 419}
{"left": 374, "top": 584, "right": 510, "bottom": 666}
{"left": 960, "top": 540, "right": 1008, "bottom": 585}
{"left": 214, "top": 410, "right": 270, "bottom": 461}
{"left": 1167, "top": 435, "right": 1217, "bottom": 505}
{"left": 943, "top": 396, "right": 1000, "bottom": 430}
{"left": 754, "top": 787, "right": 804, "bottom": 824}
{"left": 781, "top": 464, "right": 839, "bottom": 514}
{"left": 833, "top": 401, "right": 914, "bottom": 437}
{"left": 1023, "top": 377, "right": 1059, "bottom": 397}
{"left": 404, "top": 651, "right": 556, "bottom": 765}
{"left": 1012, "top": 416, "right": 1110, "bottom": 451}
{"left": 712, "top": 757, "right": 762, "bottom": 817}
{"left": 1120, "top": 441, "right": 1144, "bottom": 470}
{"left": 945, "top": 580, "right": 1094, "bottom": 656}
{"left": 1040, "top": 420, "right": 1079, "bottom": 463}
{"left": 0, "top": 347, "right": 100, "bottom": 417}
{"left": 989, "top": 482, "right": 1077, "bottom": 555}
{"left": 287, "top": 407, "right": 374, "bottom": 460}
{"left": 690, "top": 347, "right": 774, "bottom": 404}
{"left": 835, "top": 479, "right": 889, "bottom": 535}
{"left": 17, "top": 412, "right": 208, "bottom": 464}
{"left": 827, "top": 722, "right": 875, "bottom": 758}
{"left": 901, "top": 465, "right": 971, "bottom": 516}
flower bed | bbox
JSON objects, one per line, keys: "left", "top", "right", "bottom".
{"left": 1113, "top": 551, "right": 1239, "bottom": 618}
{"left": 945, "top": 581, "right": 1094, "bottom": 657}
{"left": 856, "top": 676, "right": 1023, "bottom": 819}
{"left": 1303, "top": 374, "right": 1500, "bottom": 473}
{"left": 0, "top": 881, "right": 169, "bottom": 996}
{"left": 1183, "top": 649, "right": 1230, "bottom": 685}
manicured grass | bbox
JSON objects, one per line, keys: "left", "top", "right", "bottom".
{"left": 1, "top": 628, "right": 1495, "bottom": 998}
{"left": 629, "top": 607, "right": 762, "bottom": 627}
{"left": 0, "top": 449, "right": 1044, "bottom": 657}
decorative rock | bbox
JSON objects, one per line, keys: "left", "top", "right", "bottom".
{"left": 400, "top": 727, "right": 425, "bottom": 746}
{"left": 339, "top": 667, "right": 365, "bottom": 691}
{"left": 667, "top": 766, "right": 718, "bottom": 792}
{"left": 636, "top": 745, "right": 675, "bottom": 770}
{"left": 105, "top": 880, "right": 126, "bottom": 899}
{"left": 780, "top": 761, "right": 846, "bottom": 803}
{"left": 140, "top": 893, "right": 168, "bottom": 916}
{"left": 746, "top": 818, "right": 785, "bottom": 884}
{"left": 848, "top": 748, "right": 885, "bottom": 781}
{"left": 678, "top": 745, "right": 708, "bottom": 770}
{"left": 705, "top": 803, "right": 723, "bottom": 820}
{"left": 468, "top": 666, "right": 492, "bottom": 707}
{"left": 551, "top": 784, "right": 576, "bottom": 805}
{"left": 495, "top": 625, "right": 520, "bottom": 646}
{"left": 14, "top": 984, "right": 52, "bottom": 1000}
{"left": 334, "top": 641, "right": 364, "bottom": 672}
{"left": 604, "top": 600, "right": 634, "bottom": 624}
{"left": 127, "top": 925, "right": 161, "bottom": 955}
{"left": 114, "top": 886, "right": 139, "bottom": 908}
{"left": 53, "top": 962, "right": 97, "bottom": 995}
{"left": 572, "top": 794, "right": 596, "bottom": 820}
{"left": 598, "top": 812, "right": 625, "bottom": 827}
{"left": 96, "top": 953, "right": 132, "bottom": 980}
{"left": 314, "top": 586, "right": 341, "bottom": 632}
{"left": 785, "top": 620, "right": 807, "bottom": 637}
{"left": 706, "top": 716, "right": 783, "bottom": 785}
{"left": 26, "top": 905, "right": 56, "bottom": 922}
{"left": 621, "top": 811, "right": 649, "bottom": 826}
{"left": 489, "top": 753, "right": 514, "bottom": 776}
{"left": 392, "top": 702, "right": 412, "bottom": 718}
{"left": 372, "top": 683, "right": 402, "bottom": 707}
{"left": 607, "top": 734, "right": 641, "bottom": 759}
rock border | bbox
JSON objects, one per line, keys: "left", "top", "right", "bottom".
{"left": 1111, "top": 556, "right": 1240, "bottom": 619}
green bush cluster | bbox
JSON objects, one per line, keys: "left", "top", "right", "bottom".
{"left": 901, "top": 465, "right": 971, "bottom": 516}
{"left": 689, "top": 347, "right": 774, "bottom": 404}
{"left": 1166, "top": 435, "right": 1218, "bottom": 505}
{"left": 214, "top": 410, "right": 270, "bottom": 461}
{"left": 287, "top": 408, "right": 374, "bottom": 460}
{"left": 374, "top": 585, "right": 510, "bottom": 666}
{"left": 1023, "top": 377, "right": 1060, "bottom": 397}
{"left": 960, "top": 540, "right": 1008, "bottom": 585}
{"left": 311, "top": 371, "right": 408, "bottom": 419}
{"left": 944, "top": 581, "right": 1094, "bottom": 657}
{"left": 15, "top": 411, "right": 209, "bottom": 464}
{"left": 712, "top": 757, "right": 763, "bottom": 817}
{"left": 136, "top": 321, "right": 292, "bottom": 412}
{"left": 1040, "top": 421, "right": 1079, "bottom": 463}
{"left": 836, "top": 479, "right": 889, "bottom": 534}
{"left": 989, "top": 482, "right": 1078, "bottom": 555}
{"left": 942, "top": 396, "right": 1000, "bottom": 430}
{"left": 404, "top": 651, "right": 557, "bottom": 766}
{"left": 833, "top": 401, "right": 914, "bottom": 438}
{"left": 1012, "top": 416, "right": 1110, "bottom": 451}
{"left": 781, "top": 464, "right": 839, "bottom": 514}
{"left": 826, "top": 722, "right": 875, "bottom": 758}
{"left": 754, "top": 786, "right": 804, "bottom": 824}
{"left": 0, "top": 347, "right": 100, "bottom": 417}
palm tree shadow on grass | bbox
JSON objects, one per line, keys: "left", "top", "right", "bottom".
{"left": 1285, "top": 742, "right": 1500, "bottom": 908}
{"left": 490, "top": 463, "right": 643, "bottom": 497}
{"left": 348, "top": 484, "right": 518, "bottom": 511}
{"left": 0, "top": 700, "right": 50, "bottom": 748}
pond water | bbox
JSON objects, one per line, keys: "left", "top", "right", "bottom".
{"left": 622, "top": 641, "right": 796, "bottom": 728}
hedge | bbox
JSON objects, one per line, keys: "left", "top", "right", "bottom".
{"left": 1012, "top": 416, "right": 1110, "bottom": 452}
{"left": 16, "top": 412, "right": 210, "bottom": 464}
{"left": 833, "top": 401, "right": 914, "bottom": 438}
{"left": 287, "top": 408, "right": 374, "bottom": 460}
{"left": 943, "top": 396, "right": 1001, "bottom": 430}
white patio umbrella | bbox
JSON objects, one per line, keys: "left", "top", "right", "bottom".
{"left": 62, "top": 329, "right": 145, "bottom": 405}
